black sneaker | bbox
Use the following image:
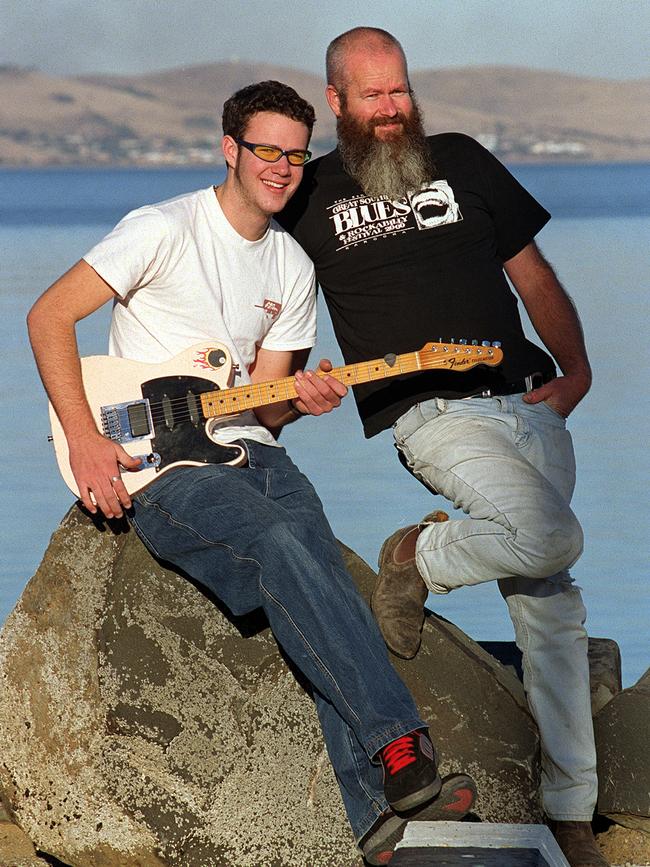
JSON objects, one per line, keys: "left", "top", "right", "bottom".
{"left": 360, "top": 773, "right": 477, "bottom": 865}
{"left": 379, "top": 729, "right": 441, "bottom": 812}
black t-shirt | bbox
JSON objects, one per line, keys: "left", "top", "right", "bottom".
{"left": 279, "top": 133, "right": 556, "bottom": 437}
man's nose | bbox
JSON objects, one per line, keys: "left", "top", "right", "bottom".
{"left": 272, "top": 154, "right": 292, "bottom": 174}
{"left": 376, "top": 94, "right": 399, "bottom": 117}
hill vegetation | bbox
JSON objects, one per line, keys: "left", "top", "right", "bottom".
{"left": 1, "top": 62, "right": 648, "bottom": 165}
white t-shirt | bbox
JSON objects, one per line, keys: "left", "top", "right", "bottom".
{"left": 83, "top": 186, "right": 317, "bottom": 446}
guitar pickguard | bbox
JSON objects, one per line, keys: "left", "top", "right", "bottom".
{"left": 141, "top": 375, "right": 243, "bottom": 469}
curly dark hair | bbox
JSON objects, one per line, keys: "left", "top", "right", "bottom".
{"left": 222, "top": 80, "right": 316, "bottom": 140}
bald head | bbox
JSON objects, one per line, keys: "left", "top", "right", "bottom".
{"left": 326, "top": 27, "right": 408, "bottom": 91}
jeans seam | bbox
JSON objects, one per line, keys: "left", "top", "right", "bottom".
{"left": 130, "top": 514, "right": 167, "bottom": 561}
{"left": 507, "top": 592, "right": 561, "bottom": 794}
{"left": 133, "top": 501, "right": 262, "bottom": 569}
{"left": 345, "top": 725, "right": 386, "bottom": 827}
{"left": 259, "top": 579, "right": 363, "bottom": 728}
{"left": 420, "top": 464, "right": 517, "bottom": 540}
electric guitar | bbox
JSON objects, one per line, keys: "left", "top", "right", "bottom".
{"left": 50, "top": 339, "right": 503, "bottom": 497}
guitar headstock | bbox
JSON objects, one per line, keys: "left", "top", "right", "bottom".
{"left": 419, "top": 340, "right": 503, "bottom": 371}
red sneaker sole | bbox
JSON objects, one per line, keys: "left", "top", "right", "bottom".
{"left": 362, "top": 773, "right": 477, "bottom": 865}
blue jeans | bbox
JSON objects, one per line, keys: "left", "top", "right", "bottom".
{"left": 130, "top": 440, "right": 425, "bottom": 840}
{"left": 393, "top": 395, "right": 597, "bottom": 821}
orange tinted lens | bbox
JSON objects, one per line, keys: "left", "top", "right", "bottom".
{"left": 286, "top": 151, "right": 308, "bottom": 165}
{"left": 253, "top": 145, "right": 282, "bottom": 162}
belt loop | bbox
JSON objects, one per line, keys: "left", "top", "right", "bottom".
{"left": 525, "top": 372, "right": 544, "bottom": 392}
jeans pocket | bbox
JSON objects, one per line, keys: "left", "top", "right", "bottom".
{"left": 540, "top": 400, "right": 568, "bottom": 423}
{"left": 393, "top": 399, "right": 443, "bottom": 446}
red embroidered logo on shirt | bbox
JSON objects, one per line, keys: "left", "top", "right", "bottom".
{"left": 255, "top": 299, "right": 282, "bottom": 318}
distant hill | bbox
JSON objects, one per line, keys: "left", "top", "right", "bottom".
{"left": 1, "top": 61, "right": 648, "bottom": 166}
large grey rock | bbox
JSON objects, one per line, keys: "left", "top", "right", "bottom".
{"left": 594, "top": 666, "right": 650, "bottom": 833}
{"left": 0, "top": 506, "right": 542, "bottom": 867}
{"left": 586, "top": 638, "right": 623, "bottom": 716}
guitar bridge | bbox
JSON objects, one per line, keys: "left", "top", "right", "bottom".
{"left": 100, "top": 399, "right": 153, "bottom": 443}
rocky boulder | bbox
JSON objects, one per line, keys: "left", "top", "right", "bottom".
{"left": 0, "top": 506, "right": 542, "bottom": 867}
{"left": 594, "top": 666, "right": 650, "bottom": 833}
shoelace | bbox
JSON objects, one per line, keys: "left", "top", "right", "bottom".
{"left": 381, "top": 733, "right": 417, "bottom": 775}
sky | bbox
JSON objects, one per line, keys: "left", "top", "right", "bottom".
{"left": 1, "top": 0, "right": 648, "bottom": 80}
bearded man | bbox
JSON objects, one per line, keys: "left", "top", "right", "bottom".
{"left": 279, "top": 26, "right": 608, "bottom": 867}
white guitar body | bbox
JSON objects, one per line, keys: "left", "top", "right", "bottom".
{"left": 49, "top": 342, "right": 246, "bottom": 498}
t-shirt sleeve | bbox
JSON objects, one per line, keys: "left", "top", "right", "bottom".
{"left": 469, "top": 137, "right": 551, "bottom": 262}
{"left": 83, "top": 207, "right": 171, "bottom": 298}
{"left": 276, "top": 168, "right": 319, "bottom": 258}
{"left": 259, "top": 241, "right": 317, "bottom": 352}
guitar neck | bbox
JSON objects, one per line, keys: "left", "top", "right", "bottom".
{"left": 200, "top": 343, "right": 500, "bottom": 419}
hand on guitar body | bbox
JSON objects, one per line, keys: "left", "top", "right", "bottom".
{"left": 292, "top": 358, "right": 348, "bottom": 416}
{"left": 67, "top": 428, "right": 141, "bottom": 519}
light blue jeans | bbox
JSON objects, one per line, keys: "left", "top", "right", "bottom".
{"left": 393, "top": 394, "right": 597, "bottom": 821}
{"left": 130, "top": 440, "right": 425, "bottom": 841}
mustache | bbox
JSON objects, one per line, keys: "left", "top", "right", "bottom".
{"left": 370, "top": 113, "right": 408, "bottom": 128}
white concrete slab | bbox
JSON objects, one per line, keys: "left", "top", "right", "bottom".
{"left": 394, "top": 821, "right": 570, "bottom": 866}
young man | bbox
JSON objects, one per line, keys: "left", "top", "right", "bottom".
{"left": 27, "top": 80, "right": 475, "bottom": 864}
{"left": 279, "top": 29, "right": 608, "bottom": 867}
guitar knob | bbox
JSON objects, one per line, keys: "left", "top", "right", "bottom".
{"left": 206, "top": 348, "right": 228, "bottom": 368}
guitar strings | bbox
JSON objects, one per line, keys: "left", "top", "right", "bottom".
{"left": 139, "top": 352, "right": 426, "bottom": 427}
{"left": 108, "top": 347, "right": 496, "bottom": 434}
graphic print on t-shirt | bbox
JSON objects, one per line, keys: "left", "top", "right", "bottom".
{"left": 328, "top": 180, "right": 462, "bottom": 251}
{"left": 254, "top": 298, "right": 282, "bottom": 319}
{"left": 408, "top": 180, "right": 463, "bottom": 230}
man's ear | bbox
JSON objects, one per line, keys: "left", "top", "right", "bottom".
{"left": 222, "top": 135, "right": 238, "bottom": 169}
{"left": 325, "top": 85, "right": 342, "bottom": 118}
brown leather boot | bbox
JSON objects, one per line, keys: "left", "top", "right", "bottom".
{"left": 551, "top": 821, "right": 610, "bottom": 867}
{"left": 372, "top": 511, "right": 449, "bottom": 659}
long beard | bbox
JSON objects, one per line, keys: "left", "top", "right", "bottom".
{"left": 337, "top": 100, "right": 433, "bottom": 200}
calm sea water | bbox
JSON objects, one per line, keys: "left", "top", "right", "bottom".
{"left": 1, "top": 164, "right": 648, "bottom": 686}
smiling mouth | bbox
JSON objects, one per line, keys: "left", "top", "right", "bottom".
{"left": 262, "top": 179, "right": 287, "bottom": 190}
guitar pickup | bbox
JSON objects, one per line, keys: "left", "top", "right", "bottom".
{"left": 100, "top": 399, "right": 154, "bottom": 443}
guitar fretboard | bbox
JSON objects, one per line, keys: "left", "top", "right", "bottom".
{"left": 200, "top": 344, "right": 501, "bottom": 419}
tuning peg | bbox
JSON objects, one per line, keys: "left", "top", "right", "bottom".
{"left": 492, "top": 341, "right": 502, "bottom": 347}
{"left": 459, "top": 338, "right": 468, "bottom": 345}
{"left": 450, "top": 338, "right": 455, "bottom": 343}
{"left": 471, "top": 339, "right": 479, "bottom": 345}
{"left": 481, "top": 340, "right": 491, "bottom": 346}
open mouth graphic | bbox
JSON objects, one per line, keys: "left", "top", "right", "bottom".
{"left": 409, "top": 182, "right": 462, "bottom": 229}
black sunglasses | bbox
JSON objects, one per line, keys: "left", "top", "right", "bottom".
{"left": 235, "top": 139, "right": 312, "bottom": 166}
